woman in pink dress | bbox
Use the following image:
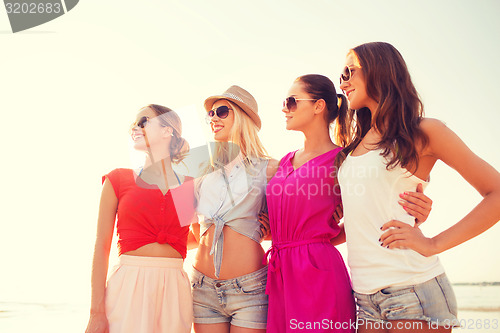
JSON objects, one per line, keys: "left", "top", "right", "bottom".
{"left": 265, "top": 74, "right": 355, "bottom": 332}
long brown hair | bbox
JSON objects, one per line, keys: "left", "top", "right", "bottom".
{"left": 336, "top": 42, "right": 428, "bottom": 171}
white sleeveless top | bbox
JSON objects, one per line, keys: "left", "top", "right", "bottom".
{"left": 337, "top": 149, "right": 444, "bottom": 294}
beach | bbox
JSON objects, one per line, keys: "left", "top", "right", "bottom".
{"left": 1, "top": 284, "right": 498, "bottom": 332}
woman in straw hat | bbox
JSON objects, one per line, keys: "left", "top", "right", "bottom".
{"left": 85, "top": 104, "right": 195, "bottom": 333}
{"left": 190, "top": 85, "right": 278, "bottom": 333}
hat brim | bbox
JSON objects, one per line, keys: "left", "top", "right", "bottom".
{"left": 204, "top": 95, "right": 261, "bottom": 130}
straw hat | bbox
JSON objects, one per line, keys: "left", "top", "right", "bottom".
{"left": 204, "top": 85, "right": 261, "bottom": 130}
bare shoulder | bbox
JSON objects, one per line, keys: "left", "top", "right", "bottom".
{"left": 419, "top": 117, "right": 448, "bottom": 135}
{"left": 267, "top": 158, "right": 280, "bottom": 169}
{"left": 266, "top": 158, "right": 280, "bottom": 181}
{"left": 419, "top": 118, "right": 456, "bottom": 154}
{"left": 419, "top": 117, "right": 477, "bottom": 163}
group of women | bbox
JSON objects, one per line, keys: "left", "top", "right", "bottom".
{"left": 85, "top": 42, "right": 500, "bottom": 333}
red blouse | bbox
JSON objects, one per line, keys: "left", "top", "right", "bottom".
{"left": 103, "top": 168, "right": 195, "bottom": 258}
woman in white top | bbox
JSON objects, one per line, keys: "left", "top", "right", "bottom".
{"left": 337, "top": 42, "right": 500, "bottom": 332}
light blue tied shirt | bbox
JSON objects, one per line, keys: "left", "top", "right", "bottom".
{"left": 196, "top": 156, "right": 269, "bottom": 278}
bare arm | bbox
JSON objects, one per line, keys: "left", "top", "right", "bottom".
{"left": 331, "top": 182, "right": 432, "bottom": 246}
{"left": 85, "top": 179, "right": 117, "bottom": 333}
{"left": 257, "top": 158, "right": 280, "bottom": 241}
{"left": 259, "top": 211, "right": 272, "bottom": 241}
{"left": 330, "top": 203, "right": 346, "bottom": 245}
{"left": 266, "top": 158, "right": 279, "bottom": 183}
{"left": 398, "top": 183, "right": 433, "bottom": 226}
{"left": 330, "top": 223, "right": 346, "bottom": 246}
{"left": 187, "top": 216, "right": 200, "bottom": 250}
{"left": 381, "top": 119, "right": 500, "bottom": 256}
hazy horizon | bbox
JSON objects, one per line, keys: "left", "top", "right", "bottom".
{"left": 1, "top": 0, "right": 499, "bottom": 306}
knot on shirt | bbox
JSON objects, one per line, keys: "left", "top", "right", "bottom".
{"left": 156, "top": 231, "right": 176, "bottom": 244}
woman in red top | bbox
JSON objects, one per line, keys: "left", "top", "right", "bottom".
{"left": 85, "top": 104, "right": 196, "bottom": 333}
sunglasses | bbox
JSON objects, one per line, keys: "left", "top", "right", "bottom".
{"left": 206, "top": 105, "right": 232, "bottom": 123}
{"left": 283, "top": 96, "right": 318, "bottom": 112}
{"left": 340, "top": 66, "right": 356, "bottom": 84}
{"left": 131, "top": 116, "right": 150, "bottom": 130}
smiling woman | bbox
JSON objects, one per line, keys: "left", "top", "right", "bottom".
{"left": 191, "top": 85, "right": 275, "bottom": 333}
{"left": 207, "top": 101, "right": 235, "bottom": 141}
{"left": 265, "top": 74, "right": 357, "bottom": 333}
{"left": 85, "top": 104, "right": 197, "bottom": 333}
{"left": 336, "top": 41, "right": 500, "bottom": 333}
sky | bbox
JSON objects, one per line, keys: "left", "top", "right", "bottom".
{"left": 0, "top": 0, "right": 499, "bottom": 305}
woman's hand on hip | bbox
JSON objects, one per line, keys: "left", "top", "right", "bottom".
{"left": 379, "top": 220, "right": 437, "bottom": 257}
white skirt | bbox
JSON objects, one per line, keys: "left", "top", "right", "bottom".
{"left": 105, "top": 255, "right": 193, "bottom": 333}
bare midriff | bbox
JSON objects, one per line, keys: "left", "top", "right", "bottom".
{"left": 193, "top": 225, "right": 266, "bottom": 280}
{"left": 123, "top": 242, "right": 182, "bottom": 258}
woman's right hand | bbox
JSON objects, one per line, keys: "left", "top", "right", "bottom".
{"left": 398, "top": 183, "right": 433, "bottom": 227}
{"left": 333, "top": 203, "right": 343, "bottom": 224}
{"left": 259, "top": 211, "right": 272, "bottom": 240}
{"left": 85, "top": 313, "right": 109, "bottom": 333}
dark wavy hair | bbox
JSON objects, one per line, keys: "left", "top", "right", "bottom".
{"left": 335, "top": 42, "right": 428, "bottom": 171}
{"left": 295, "top": 74, "right": 348, "bottom": 145}
{"left": 147, "top": 104, "right": 189, "bottom": 164}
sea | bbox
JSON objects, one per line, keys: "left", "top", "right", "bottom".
{"left": 1, "top": 284, "right": 499, "bottom": 332}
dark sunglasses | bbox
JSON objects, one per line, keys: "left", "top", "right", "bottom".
{"left": 340, "top": 66, "right": 355, "bottom": 84}
{"left": 131, "top": 116, "right": 150, "bottom": 129}
{"left": 206, "top": 105, "right": 232, "bottom": 123}
{"left": 283, "top": 96, "right": 317, "bottom": 112}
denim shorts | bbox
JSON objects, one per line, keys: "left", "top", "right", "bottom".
{"left": 190, "top": 266, "right": 268, "bottom": 329}
{"left": 354, "top": 273, "right": 459, "bottom": 328}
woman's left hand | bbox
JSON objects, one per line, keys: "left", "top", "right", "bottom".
{"left": 379, "top": 220, "right": 437, "bottom": 257}
{"left": 399, "top": 183, "right": 433, "bottom": 227}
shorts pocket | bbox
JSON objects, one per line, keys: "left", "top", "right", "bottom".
{"left": 379, "top": 285, "right": 415, "bottom": 297}
{"left": 237, "top": 277, "right": 267, "bottom": 295}
{"left": 354, "top": 292, "right": 380, "bottom": 321}
{"left": 379, "top": 286, "right": 426, "bottom": 321}
{"left": 435, "top": 274, "right": 458, "bottom": 316}
{"left": 190, "top": 273, "right": 204, "bottom": 289}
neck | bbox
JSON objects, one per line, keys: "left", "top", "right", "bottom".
{"left": 301, "top": 122, "right": 335, "bottom": 153}
{"left": 224, "top": 150, "right": 245, "bottom": 171}
{"left": 143, "top": 151, "right": 173, "bottom": 174}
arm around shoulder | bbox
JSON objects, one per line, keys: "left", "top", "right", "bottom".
{"left": 266, "top": 158, "right": 280, "bottom": 183}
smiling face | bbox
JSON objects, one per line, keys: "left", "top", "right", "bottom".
{"left": 209, "top": 99, "right": 235, "bottom": 142}
{"left": 130, "top": 107, "right": 171, "bottom": 151}
{"left": 340, "top": 52, "right": 378, "bottom": 112}
{"left": 282, "top": 81, "right": 318, "bottom": 131}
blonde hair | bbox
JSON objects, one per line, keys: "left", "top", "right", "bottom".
{"left": 206, "top": 100, "right": 268, "bottom": 170}
{"left": 195, "top": 100, "right": 268, "bottom": 201}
